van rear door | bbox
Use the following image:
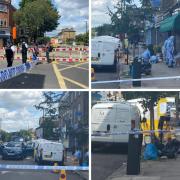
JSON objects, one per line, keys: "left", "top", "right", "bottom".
{"left": 92, "top": 105, "right": 116, "bottom": 142}
{"left": 91, "top": 41, "right": 103, "bottom": 65}
{"left": 113, "top": 106, "right": 131, "bottom": 143}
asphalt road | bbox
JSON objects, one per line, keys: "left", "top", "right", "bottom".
{"left": 0, "top": 156, "right": 85, "bottom": 180}
{"left": 0, "top": 60, "right": 89, "bottom": 89}
{"left": 92, "top": 144, "right": 127, "bottom": 180}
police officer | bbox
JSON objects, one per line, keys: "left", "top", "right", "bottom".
{"left": 22, "top": 41, "right": 28, "bottom": 64}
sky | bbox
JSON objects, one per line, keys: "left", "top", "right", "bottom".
{"left": 92, "top": 0, "right": 141, "bottom": 27}
{"left": 0, "top": 91, "right": 44, "bottom": 132}
{"left": 11, "top": 0, "right": 89, "bottom": 37}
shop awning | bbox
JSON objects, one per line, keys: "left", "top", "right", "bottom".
{"left": 160, "top": 13, "right": 180, "bottom": 32}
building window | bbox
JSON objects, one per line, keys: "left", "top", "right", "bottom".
{"left": 0, "top": 4, "right": 8, "bottom": 13}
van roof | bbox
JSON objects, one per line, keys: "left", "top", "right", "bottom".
{"left": 92, "top": 36, "right": 120, "bottom": 43}
{"left": 93, "top": 102, "right": 132, "bottom": 109}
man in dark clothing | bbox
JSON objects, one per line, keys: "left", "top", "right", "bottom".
{"left": 22, "top": 42, "right": 28, "bottom": 64}
{"left": 5, "top": 44, "right": 14, "bottom": 67}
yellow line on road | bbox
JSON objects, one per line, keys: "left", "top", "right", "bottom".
{"left": 60, "top": 62, "right": 89, "bottom": 72}
{"left": 63, "top": 76, "right": 88, "bottom": 89}
{"left": 52, "top": 63, "right": 67, "bottom": 89}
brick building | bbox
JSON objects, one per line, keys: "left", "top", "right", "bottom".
{"left": 58, "top": 92, "right": 89, "bottom": 151}
{"left": 0, "top": 0, "right": 16, "bottom": 47}
{"left": 58, "top": 28, "right": 76, "bottom": 43}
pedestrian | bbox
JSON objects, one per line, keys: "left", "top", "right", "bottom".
{"left": 46, "top": 44, "right": 50, "bottom": 63}
{"left": 162, "top": 38, "right": 169, "bottom": 64}
{"left": 32, "top": 43, "right": 39, "bottom": 61}
{"left": 11, "top": 43, "right": 16, "bottom": 61}
{"left": 22, "top": 41, "right": 28, "bottom": 64}
{"left": 73, "top": 148, "right": 82, "bottom": 165}
{"left": 141, "top": 46, "right": 151, "bottom": 63}
{"left": 167, "top": 36, "right": 175, "bottom": 68}
{"left": 5, "top": 43, "right": 14, "bottom": 67}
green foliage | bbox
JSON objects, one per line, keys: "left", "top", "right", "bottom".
{"left": 41, "top": 118, "right": 57, "bottom": 140}
{"left": 36, "top": 37, "right": 51, "bottom": 45}
{"left": 93, "top": 24, "right": 114, "bottom": 36}
{"left": 14, "top": 0, "right": 60, "bottom": 42}
{"left": 75, "top": 32, "right": 89, "bottom": 45}
{"left": 122, "top": 92, "right": 178, "bottom": 131}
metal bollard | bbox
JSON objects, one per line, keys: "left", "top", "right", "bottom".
{"left": 126, "top": 133, "right": 143, "bottom": 175}
{"left": 132, "top": 57, "right": 141, "bottom": 87}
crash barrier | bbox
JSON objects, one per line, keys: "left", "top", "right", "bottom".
{"left": 91, "top": 129, "right": 180, "bottom": 136}
{"left": 0, "top": 47, "right": 89, "bottom": 53}
{"left": 0, "top": 164, "right": 88, "bottom": 171}
{"left": 0, "top": 56, "right": 88, "bottom": 62}
{"left": 91, "top": 76, "right": 180, "bottom": 85}
{"left": 0, "top": 59, "right": 37, "bottom": 83}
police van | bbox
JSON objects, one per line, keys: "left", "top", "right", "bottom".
{"left": 91, "top": 101, "right": 141, "bottom": 146}
{"left": 34, "top": 140, "right": 64, "bottom": 165}
{"left": 91, "top": 36, "right": 121, "bottom": 71}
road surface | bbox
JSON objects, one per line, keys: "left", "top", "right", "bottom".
{"left": 0, "top": 155, "right": 85, "bottom": 180}
{"left": 0, "top": 60, "right": 89, "bottom": 89}
{"left": 92, "top": 144, "right": 127, "bottom": 180}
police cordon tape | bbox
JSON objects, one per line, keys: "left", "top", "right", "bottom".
{"left": 91, "top": 129, "right": 180, "bottom": 136}
{"left": 91, "top": 76, "right": 180, "bottom": 85}
{"left": 0, "top": 165, "right": 88, "bottom": 171}
{"left": 0, "top": 59, "right": 37, "bottom": 83}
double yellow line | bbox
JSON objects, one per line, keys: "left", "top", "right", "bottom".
{"left": 52, "top": 62, "right": 88, "bottom": 89}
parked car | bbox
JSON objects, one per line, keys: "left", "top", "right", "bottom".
{"left": 2, "top": 142, "right": 24, "bottom": 160}
{"left": 24, "top": 141, "right": 34, "bottom": 156}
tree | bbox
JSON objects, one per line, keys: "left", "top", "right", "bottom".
{"left": 14, "top": 0, "right": 60, "bottom": 42}
{"left": 122, "top": 91, "right": 178, "bottom": 133}
{"left": 75, "top": 32, "right": 89, "bottom": 45}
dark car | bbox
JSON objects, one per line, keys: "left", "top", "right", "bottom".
{"left": 24, "top": 142, "right": 34, "bottom": 157}
{"left": 2, "top": 142, "right": 24, "bottom": 160}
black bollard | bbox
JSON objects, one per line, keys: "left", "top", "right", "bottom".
{"left": 127, "top": 133, "right": 143, "bottom": 175}
{"left": 132, "top": 57, "right": 141, "bottom": 87}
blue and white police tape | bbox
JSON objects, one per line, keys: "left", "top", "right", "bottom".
{"left": 0, "top": 60, "right": 38, "bottom": 83}
{"left": 91, "top": 129, "right": 180, "bottom": 136}
{"left": 0, "top": 165, "right": 88, "bottom": 171}
{"left": 91, "top": 76, "right": 180, "bottom": 85}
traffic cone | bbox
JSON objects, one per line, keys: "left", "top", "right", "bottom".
{"left": 52, "top": 162, "right": 59, "bottom": 173}
{"left": 59, "top": 170, "right": 66, "bottom": 180}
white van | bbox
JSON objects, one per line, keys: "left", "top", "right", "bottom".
{"left": 91, "top": 101, "right": 141, "bottom": 145}
{"left": 91, "top": 36, "right": 120, "bottom": 71}
{"left": 35, "top": 141, "right": 64, "bottom": 165}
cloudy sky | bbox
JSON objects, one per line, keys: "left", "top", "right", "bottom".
{"left": 12, "top": 0, "right": 89, "bottom": 36}
{"left": 0, "top": 91, "right": 44, "bottom": 132}
{"left": 92, "top": 0, "right": 141, "bottom": 27}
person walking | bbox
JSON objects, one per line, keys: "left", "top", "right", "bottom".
{"left": 22, "top": 41, "right": 28, "bottom": 64}
{"left": 167, "top": 36, "right": 175, "bottom": 68}
{"left": 5, "top": 44, "right": 14, "bottom": 67}
{"left": 162, "top": 38, "right": 169, "bottom": 64}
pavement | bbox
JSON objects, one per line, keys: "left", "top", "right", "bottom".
{"left": 92, "top": 144, "right": 127, "bottom": 180}
{"left": 106, "top": 157, "right": 180, "bottom": 180}
{"left": 0, "top": 60, "right": 89, "bottom": 89}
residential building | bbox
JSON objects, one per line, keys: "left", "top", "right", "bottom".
{"left": 58, "top": 92, "right": 89, "bottom": 151}
{"left": 58, "top": 28, "right": 76, "bottom": 43}
{"left": 146, "top": 0, "right": 180, "bottom": 52}
{"left": 0, "top": 0, "right": 16, "bottom": 47}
